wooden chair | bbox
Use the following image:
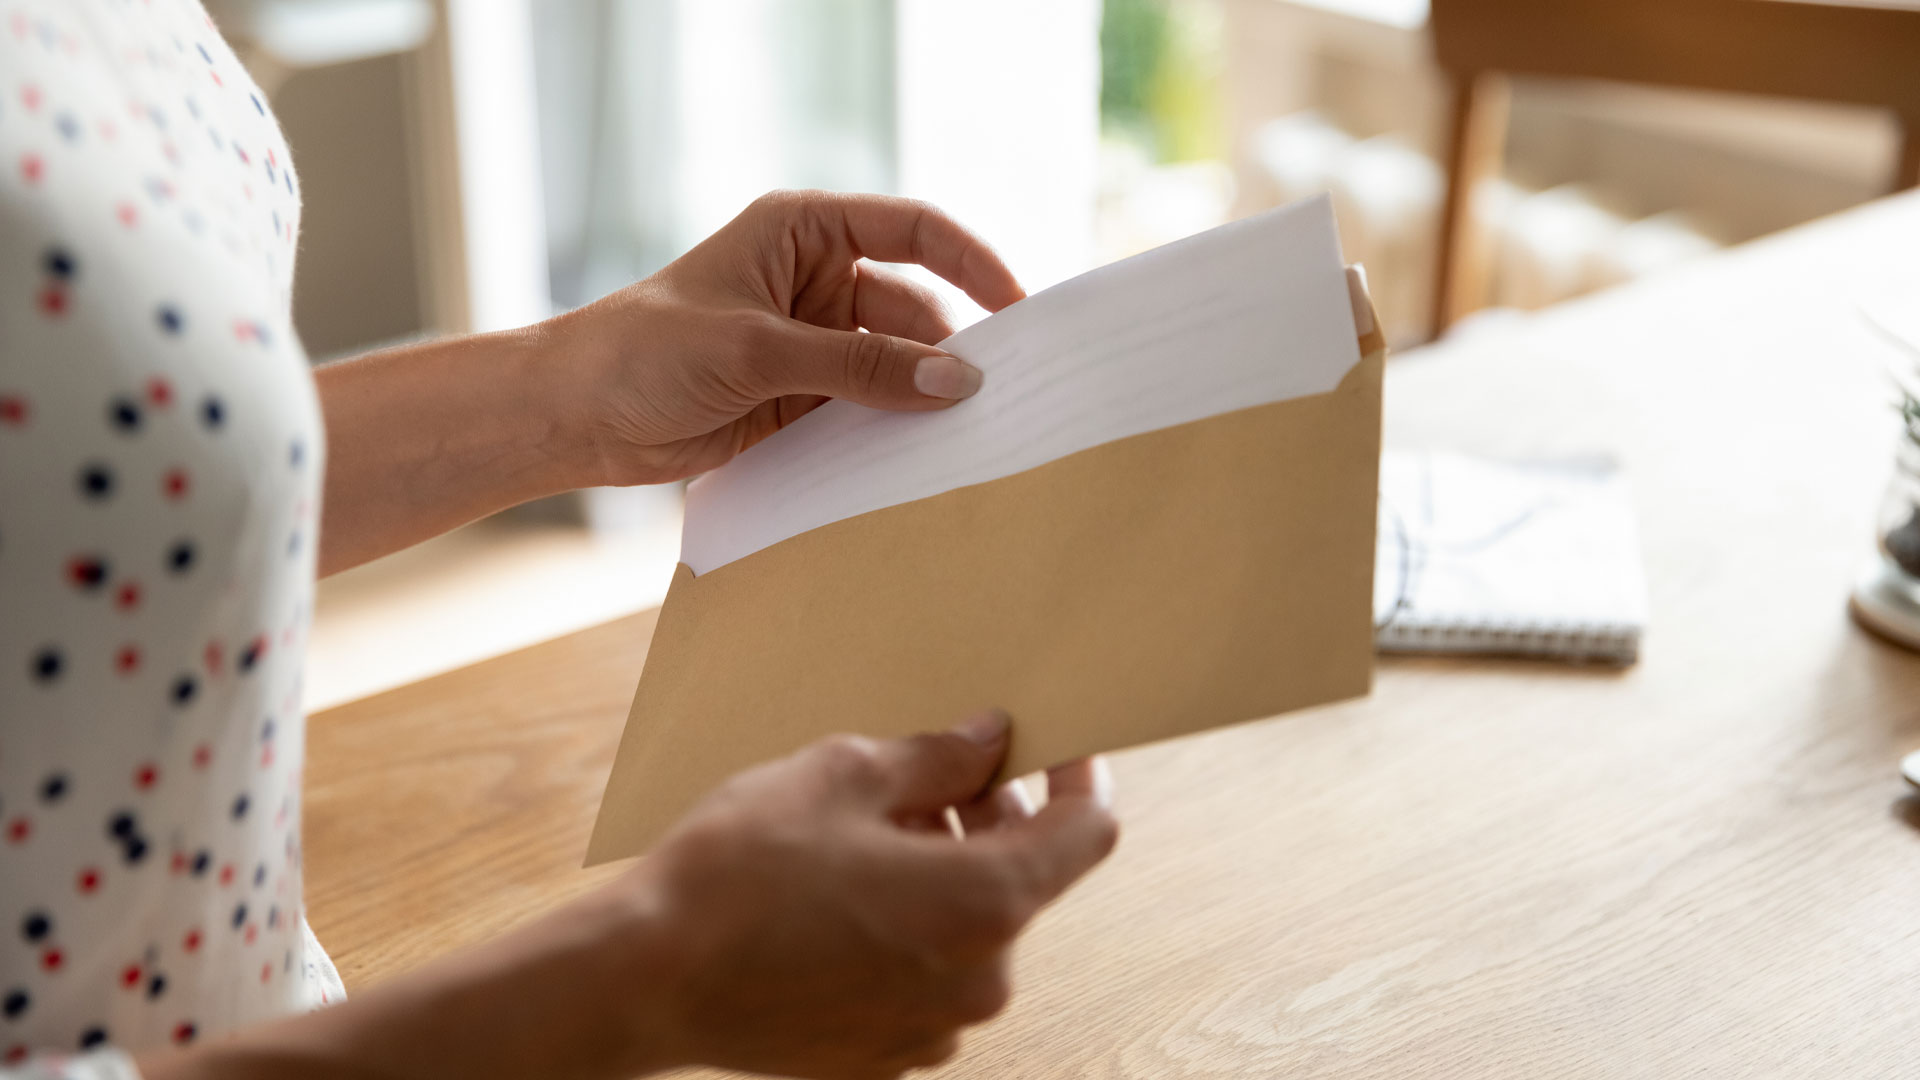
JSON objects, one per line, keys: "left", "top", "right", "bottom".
{"left": 1429, "top": 0, "right": 1920, "bottom": 337}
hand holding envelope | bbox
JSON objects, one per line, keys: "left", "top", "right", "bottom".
{"left": 589, "top": 194, "right": 1386, "bottom": 864}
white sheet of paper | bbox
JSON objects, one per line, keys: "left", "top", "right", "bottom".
{"left": 680, "top": 193, "right": 1362, "bottom": 575}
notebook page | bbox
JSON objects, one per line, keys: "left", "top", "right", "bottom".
{"left": 1374, "top": 451, "right": 1648, "bottom": 660}
{"left": 680, "top": 194, "right": 1362, "bottom": 575}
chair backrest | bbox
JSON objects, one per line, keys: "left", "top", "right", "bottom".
{"left": 1431, "top": 0, "right": 1920, "bottom": 121}
{"left": 1425, "top": 0, "right": 1920, "bottom": 338}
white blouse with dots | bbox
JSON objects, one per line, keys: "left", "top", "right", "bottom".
{"left": 1, "top": 1, "right": 346, "bottom": 1075}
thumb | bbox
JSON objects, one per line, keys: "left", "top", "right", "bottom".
{"left": 867, "top": 709, "right": 1012, "bottom": 818}
{"left": 982, "top": 757, "right": 1119, "bottom": 906}
{"left": 768, "top": 320, "right": 984, "bottom": 410}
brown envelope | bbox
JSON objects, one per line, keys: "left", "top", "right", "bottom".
{"left": 579, "top": 282, "right": 1382, "bottom": 860}
{"left": 585, "top": 301, "right": 1386, "bottom": 864}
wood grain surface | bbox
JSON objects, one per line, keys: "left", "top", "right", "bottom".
{"left": 305, "top": 192, "right": 1920, "bottom": 1078}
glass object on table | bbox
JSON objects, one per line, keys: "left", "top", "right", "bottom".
{"left": 1852, "top": 384, "right": 1920, "bottom": 650}
{"left": 1877, "top": 418, "right": 1920, "bottom": 588}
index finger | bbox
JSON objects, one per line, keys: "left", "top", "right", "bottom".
{"left": 807, "top": 192, "right": 1026, "bottom": 314}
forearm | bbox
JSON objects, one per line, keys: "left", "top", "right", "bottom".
{"left": 314, "top": 324, "right": 598, "bottom": 576}
{"left": 136, "top": 885, "right": 686, "bottom": 1080}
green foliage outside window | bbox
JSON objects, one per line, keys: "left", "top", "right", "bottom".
{"left": 1099, "top": 0, "right": 1225, "bottom": 164}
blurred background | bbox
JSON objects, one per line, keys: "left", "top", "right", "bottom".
{"left": 211, "top": 0, "right": 1916, "bottom": 708}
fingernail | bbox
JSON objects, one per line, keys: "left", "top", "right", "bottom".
{"left": 914, "top": 355, "right": 983, "bottom": 400}
{"left": 1004, "top": 777, "right": 1037, "bottom": 816}
{"left": 1089, "top": 757, "right": 1115, "bottom": 810}
{"left": 955, "top": 708, "right": 1009, "bottom": 746}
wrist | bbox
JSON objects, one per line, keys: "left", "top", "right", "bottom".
{"left": 415, "top": 876, "right": 691, "bottom": 1080}
{"left": 538, "top": 866, "right": 696, "bottom": 1078}
{"left": 529, "top": 302, "right": 639, "bottom": 491}
{"left": 486, "top": 318, "right": 609, "bottom": 495}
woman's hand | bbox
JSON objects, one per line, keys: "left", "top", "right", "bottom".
{"left": 547, "top": 189, "right": 1027, "bottom": 486}
{"left": 144, "top": 714, "right": 1117, "bottom": 1080}
{"left": 315, "top": 190, "right": 1024, "bottom": 574}
{"left": 630, "top": 713, "right": 1115, "bottom": 1078}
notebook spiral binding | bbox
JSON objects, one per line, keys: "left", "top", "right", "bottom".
{"left": 1375, "top": 617, "right": 1640, "bottom": 665}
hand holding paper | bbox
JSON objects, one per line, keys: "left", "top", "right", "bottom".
{"left": 548, "top": 190, "right": 1027, "bottom": 488}
{"left": 590, "top": 194, "right": 1386, "bottom": 863}
{"left": 621, "top": 712, "right": 1117, "bottom": 1076}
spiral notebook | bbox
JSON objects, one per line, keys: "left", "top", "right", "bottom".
{"left": 1373, "top": 451, "right": 1647, "bottom": 664}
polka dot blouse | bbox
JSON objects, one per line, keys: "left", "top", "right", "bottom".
{"left": 1, "top": 1, "right": 345, "bottom": 1074}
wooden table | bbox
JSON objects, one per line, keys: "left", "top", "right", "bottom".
{"left": 306, "top": 193, "right": 1920, "bottom": 1078}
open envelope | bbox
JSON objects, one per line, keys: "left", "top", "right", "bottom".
{"left": 587, "top": 194, "right": 1386, "bottom": 864}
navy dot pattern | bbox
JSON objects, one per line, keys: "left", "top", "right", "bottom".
{"left": 0, "top": 1, "right": 343, "bottom": 1070}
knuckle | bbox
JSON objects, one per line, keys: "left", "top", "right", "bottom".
{"left": 961, "top": 870, "right": 1031, "bottom": 945}
{"left": 912, "top": 276, "right": 951, "bottom": 314}
{"left": 716, "top": 312, "right": 793, "bottom": 399}
{"left": 951, "top": 965, "right": 1013, "bottom": 1023}
{"left": 750, "top": 187, "right": 834, "bottom": 228}
{"left": 906, "top": 199, "right": 967, "bottom": 262}
{"left": 892, "top": 275, "right": 954, "bottom": 331}
{"left": 905, "top": 731, "right": 972, "bottom": 776}
{"left": 842, "top": 330, "right": 900, "bottom": 395}
{"left": 1090, "top": 809, "right": 1122, "bottom": 860}
{"left": 815, "top": 733, "right": 887, "bottom": 791}
{"left": 901, "top": 1034, "right": 962, "bottom": 1069}
{"left": 1084, "top": 808, "right": 1122, "bottom": 862}
{"left": 732, "top": 311, "right": 784, "bottom": 368}
{"left": 978, "top": 900, "right": 1029, "bottom": 946}
{"left": 747, "top": 188, "right": 801, "bottom": 217}
{"left": 903, "top": 200, "right": 939, "bottom": 262}
{"left": 897, "top": 196, "right": 942, "bottom": 225}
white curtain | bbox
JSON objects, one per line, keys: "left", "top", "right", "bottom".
{"left": 533, "top": 0, "right": 896, "bottom": 309}
{"left": 531, "top": 0, "right": 1100, "bottom": 314}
